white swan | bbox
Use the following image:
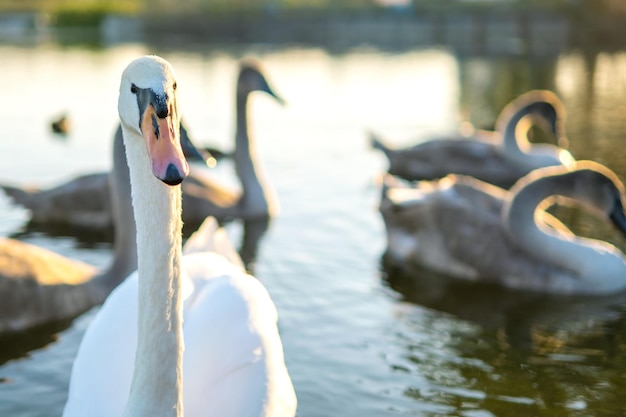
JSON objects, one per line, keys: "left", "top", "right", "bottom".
{"left": 0, "top": 127, "right": 137, "bottom": 334}
{"left": 371, "top": 90, "right": 575, "bottom": 189}
{"left": 62, "top": 55, "right": 296, "bottom": 417}
{"left": 380, "top": 161, "right": 626, "bottom": 295}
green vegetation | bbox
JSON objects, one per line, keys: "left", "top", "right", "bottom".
{"left": 0, "top": 0, "right": 140, "bottom": 27}
{"left": 0, "top": 0, "right": 623, "bottom": 24}
{"left": 53, "top": 1, "right": 139, "bottom": 27}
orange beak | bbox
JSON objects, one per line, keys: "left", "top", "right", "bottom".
{"left": 140, "top": 104, "right": 188, "bottom": 185}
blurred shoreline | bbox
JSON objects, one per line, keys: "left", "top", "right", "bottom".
{"left": 0, "top": 6, "right": 625, "bottom": 55}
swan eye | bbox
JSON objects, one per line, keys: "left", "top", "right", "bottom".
{"left": 130, "top": 84, "right": 138, "bottom": 94}
{"left": 173, "top": 82, "right": 177, "bottom": 91}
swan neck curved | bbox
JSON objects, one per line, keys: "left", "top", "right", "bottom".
{"left": 504, "top": 174, "right": 611, "bottom": 278}
{"left": 121, "top": 125, "right": 184, "bottom": 417}
{"left": 500, "top": 110, "right": 530, "bottom": 158}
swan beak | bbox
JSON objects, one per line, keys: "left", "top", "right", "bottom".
{"left": 267, "top": 89, "right": 286, "bottom": 106}
{"left": 610, "top": 198, "right": 626, "bottom": 235}
{"left": 141, "top": 104, "right": 188, "bottom": 186}
{"left": 551, "top": 119, "right": 569, "bottom": 149}
{"left": 263, "top": 82, "right": 286, "bottom": 106}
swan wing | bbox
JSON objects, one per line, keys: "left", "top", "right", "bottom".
{"left": 381, "top": 178, "right": 504, "bottom": 275}
{"left": 382, "top": 175, "right": 581, "bottom": 292}
{"left": 0, "top": 238, "right": 97, "bottom": 333}
{"left": 182, "top": 252, "right": 296, "bottom": 417}
{"left": 433, "top": 195, "right": 571, "bottom": 290}
{"left": 62, "top": 272, "right": 139, "bottom": 417}
{"left": 378, "top": 137, "right": 534, "bottom": 188}
{"left": 386, "top": 140, "right": 507, "bottom": 180}
{"left": 183, "top": 217, "right": 245, "bottom": 271}
{"left": 1, "top": 173, "right": 111, "bottom": 228}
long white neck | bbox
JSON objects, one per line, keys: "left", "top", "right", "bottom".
{"left": 121, "top": 125, "right": 184, "bottom": 417}
{"left": 234, "top": 92, "right": 275, "bottom": 218}
{"left": 503, "top": 174, "right": 626, "bottom": 292}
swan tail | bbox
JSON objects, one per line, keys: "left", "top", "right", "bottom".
{"left": 0, "top": 184, "right": 36, "bottom": 207}
{"left": 369, "top": 130, "right": 392, "bottom": 156}
{"left": 183, "top": 217, "right": 245, "bottom": 270}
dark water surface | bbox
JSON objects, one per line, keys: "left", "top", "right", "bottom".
{"left": 1, "top": 40, "right": 626, "bottom": 417}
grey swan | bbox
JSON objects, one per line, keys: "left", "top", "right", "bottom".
{"left": 0, "top": 122, "right": 205, "bottom": 235}
{"left": 371, "top": 90, "right": 575, "bottom": 189}
{"left": 0, "top": 127, "right": 138, "bottom": 334}
{"left": 380, "top": 161, "right": 626, "bottom": 295}
{"left": 1, "top": 60, "right": 282, "bottom": 234}
{"left": 178, "top": 59, "right": 284, "bottom": 227}
{"left": 62, "top": 54, "right": 296, "bottom": 417}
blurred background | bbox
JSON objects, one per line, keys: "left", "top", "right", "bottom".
{"left": 2, "top": 1, "right": 626, "bottom": 417}
{"left": 2, "top": 0, "right": 626, "bottom": 51}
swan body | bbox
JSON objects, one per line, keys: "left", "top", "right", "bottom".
{"left": 1, "top": 172, "right": 111, "bottom": 230}
{"left": 63, "top": 221, "right": 296, "bottom": 417}
{"left": 0, "top": 123, "right": 204, "bottom": 233}
{"left": 1, "top": 62, "right": 282, "bottom": 234}
{"left": 371, "top": 90, "right": 574, "bottom": 189}
{"left": 63, "top": 55, "right": 296, "bottom": 417}
{"left": 380, "top": 161, "right": 626, "bottom": 295}
{"left": 0, "top": 129, "right": 137, "bottom": 334}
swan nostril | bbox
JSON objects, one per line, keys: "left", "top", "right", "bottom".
{"left": 156, "top": 108, "right": 169, "bottom": 119}
{"left": 161, "top": 164, "right": 184, "bottom": 186}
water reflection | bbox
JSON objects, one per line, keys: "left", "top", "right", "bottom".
{"left": 458, "top": 55, "right": 559, "bottom": 129}
{"left": 0, "top": 319, "right": 72, "bottom": 367}
{"left": 238, "top": 217, "right": 271, "bottom": 273}
{"left": 382, "top": 256, "right": 626, "bottom": 350}
{"left": 381, "top": 257, "right": 626, "bottom": 416}
{"left": 9, "top": 222, "right": 114, "bottom": 246}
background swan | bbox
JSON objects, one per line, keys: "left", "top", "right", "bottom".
{"left": 62, "top": 55, "right": 296, "bottom": 417}
{"left": 179, "top": 59, "right": 284, "bottom": 227}
{"left": 379, "top": 161, "right": 626, "bottom": 295}
{"left": 0, "top": 127, "right": 137, "bottom": 335}
{"left": 371, "top": 90, "right": 574, "bottom": 189}
{"left": 0, "top": 122, "right": 207, "bottom": 235}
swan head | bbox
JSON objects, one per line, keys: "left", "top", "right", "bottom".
{"left": 118, "top": 55, "right": 187, "bottom": 186}
{"left": 512, "top": 161, "right": 626, "bottom": 236}
{"left": 525, "top": 101, "right": 567, "bottom": 148}
{"left": 568, "top": 162, "right": 626, "bottom": 235}
{"left": 237, "top": 60, "right": 285, "bottom": 105}
{"left": 497, "top": 90, "right": 568, "bottom": 148}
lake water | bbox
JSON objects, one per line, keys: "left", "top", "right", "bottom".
{"left": 2, "top": 35, "right": 626, "bottom": 417}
